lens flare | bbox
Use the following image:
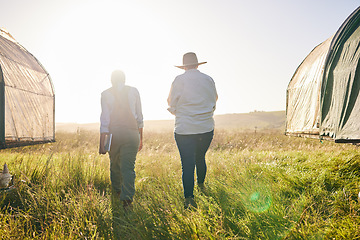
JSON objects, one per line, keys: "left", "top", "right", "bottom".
{"left": 246, "top": 190, "right": 272, "bottom": 213}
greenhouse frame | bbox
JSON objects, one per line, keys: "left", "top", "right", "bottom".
{"left": 0, "top": 28, "right": 55, "bottom": 148}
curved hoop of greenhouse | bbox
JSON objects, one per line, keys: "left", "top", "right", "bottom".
{"left": 286, "top": 6, "right": 360, "bottom": 143}
{"left": 0, "top": 28, "right": 55, "bottom": 148}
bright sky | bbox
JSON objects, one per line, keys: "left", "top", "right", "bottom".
{"left": 0, "top": 0, "right": 359, "bottom": 123}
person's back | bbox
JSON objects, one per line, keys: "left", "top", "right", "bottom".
{"left": 101, "top": 85, "right": 139, "bottom": 131}
{"left": 170, "top": 69, "right": 217, "bottom": 134}
{"left": 167, "top": 52, "right": 217, "bottom": 209}
{"left": 99, "top": 70, "right": 143, "bottom": 210}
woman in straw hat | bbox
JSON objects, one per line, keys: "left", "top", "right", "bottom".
{"left": 167, "top": 52, "right": 218, "bottom": 209}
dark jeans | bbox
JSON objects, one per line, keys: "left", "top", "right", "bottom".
{"left": 175, "top": 130, "right": 214, "bottom": 198}
{"left": 109, "top": 127, "right": 140, "bottom": 201}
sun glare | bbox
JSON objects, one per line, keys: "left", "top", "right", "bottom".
{"left": 41, "top": 1, "right": 182, "bottom": 122}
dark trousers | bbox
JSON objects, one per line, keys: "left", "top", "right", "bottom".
{"left": 175, "top": 130, "right": 214, "bottom": 198}
{"left": 109, "top": 127, "right": 140, "bottom": 201}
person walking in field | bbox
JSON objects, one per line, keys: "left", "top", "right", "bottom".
{"left": 99, "top": 70, "right": 143, "bottom": 210}
{"left": 167, "top": 52, "right": 218, "bottom": 209}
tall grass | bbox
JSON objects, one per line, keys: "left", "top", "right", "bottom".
{"left": 0, "top": 129, "right": 360, "bottom": 239}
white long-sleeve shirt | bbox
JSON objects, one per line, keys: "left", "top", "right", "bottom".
{"left": 100, "top": 84, "right": 143, "bottom": 133}
{"left": 167, "top": 69, "right": 217, "bottom": 134}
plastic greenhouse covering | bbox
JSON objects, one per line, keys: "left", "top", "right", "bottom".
{"left": 286, "top": 36, "right": 333, "bottom": 137}
{"left": 286, "top": 6, "right": 360, "bottom": 143}
{"left": 0, "top": 28, "right": 54, "bottom": 148}
{"left": 320, "top": 7, "right": 360, "bottom": 142}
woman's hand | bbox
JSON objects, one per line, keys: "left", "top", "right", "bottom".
{"left": 99, "top": 132, "right": 108, "bottom": 154}
{"left": 138, "top": 128, "right": 143, "bottom": 152}
{"left": 138, "top": 140, "right": 143, "bottom": 152}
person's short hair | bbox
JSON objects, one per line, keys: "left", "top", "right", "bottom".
{"left": 111, "top": 70, "right": 125, "bottom": 86}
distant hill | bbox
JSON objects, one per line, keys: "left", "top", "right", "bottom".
{"left": 214, "top": 111, "right": 285, "bottom": 131}
{"left": 55, "top": 111, "right": 286, "bottom": 133}
{"left": 56, "top": 122, "right": 100, "bottom": 133}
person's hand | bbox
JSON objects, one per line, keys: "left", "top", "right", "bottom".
{"left": 99, "top": 132, "right": 108, "bottom": 155}
{"left": 99, "top": 145, "right": 106, "bottom": 155}
{"left": 138, "top": 140, "right": 143, "bottom": 152}
{"left": 138, "top": 128, "right": 143, "bottom": 152}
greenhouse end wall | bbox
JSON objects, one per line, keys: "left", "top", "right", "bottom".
{"left": 0, "top": 28, "right": 55, "bottom": 148}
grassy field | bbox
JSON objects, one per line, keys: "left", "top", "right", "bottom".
{"left": 1, "top": 128, "right": 360, "bottom": 239}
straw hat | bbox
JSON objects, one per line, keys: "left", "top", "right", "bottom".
{"left": 175, "top": 52, "right": 207, "bottom": 69}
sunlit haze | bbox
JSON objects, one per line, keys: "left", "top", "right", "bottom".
{"left": 0, "top": 0, "right": 359, "bottom": 123}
